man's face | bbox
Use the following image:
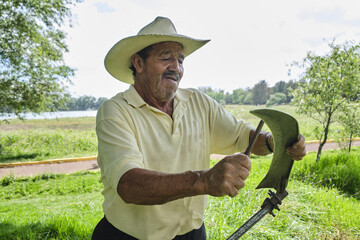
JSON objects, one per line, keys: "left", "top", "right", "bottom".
{"left": 134, "top": 42, "right": 185, "bottom": 104}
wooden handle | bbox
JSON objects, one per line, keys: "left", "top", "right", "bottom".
{"left": 244, "top": 120, "right": 264, "bottom": 156}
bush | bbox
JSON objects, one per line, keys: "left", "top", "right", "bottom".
{"left": 266, "top": 93, "right": 287, "bottom": 107}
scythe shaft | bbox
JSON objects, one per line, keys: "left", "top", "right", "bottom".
{"left": 227, "top": 190, "right": 288, "bottom": 240}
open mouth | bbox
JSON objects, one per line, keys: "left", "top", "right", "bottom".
{"left": 164, "top": 75, "right": 178, "bottom": 82}
{"left": 162, "top": 72, "right": 180, "bottom": 82}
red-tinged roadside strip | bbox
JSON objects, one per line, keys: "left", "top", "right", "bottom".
{"left": 305, "top": 138, "right": 360, "bottom": 144}
{"left": 0, "top": 156, "right": 97, "bottom": 168}
{"left": 0, "top": 138, "right": 359, "bottom": 168}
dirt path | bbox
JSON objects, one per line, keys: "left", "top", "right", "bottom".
{"left": 1, "top": 141, "right": 359, "bottom": 178}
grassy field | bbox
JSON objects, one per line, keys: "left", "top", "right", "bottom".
{"left": 0, "top": 105, "right": 345, "bottom": 164}
{"left": 1, "top": 151, "right": 359, "bottom": 239}
{"left": 0, "top": 106, "right": 360, "bottom": 239}
{"left": 0, "top": 117, "right": 97, "bottom": 163}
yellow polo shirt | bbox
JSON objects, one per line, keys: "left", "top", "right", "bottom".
{"left": 96, "top": 85, "right": 252, "bottom": 240}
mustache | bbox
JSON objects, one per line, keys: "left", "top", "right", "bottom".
{"left": 162, "top": 71, "right": 180, "bottom": 81}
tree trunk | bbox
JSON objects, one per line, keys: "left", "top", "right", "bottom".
{"left": 316, "top": 141, "right": 325, "bottom": 162}
{"left": 316, "top": 115, "right": 332, "bottom": 162}
{"left": 348, "top": 133, "right": 353, "bottom": 152}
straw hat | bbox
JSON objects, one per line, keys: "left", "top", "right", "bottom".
{"left": 104, "top": 16, "right": 210, "bottom": 84}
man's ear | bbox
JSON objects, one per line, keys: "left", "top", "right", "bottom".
{"left": 131, "top": 54, "right": 145, "bottom": 74}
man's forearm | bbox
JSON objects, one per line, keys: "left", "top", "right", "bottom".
{"left": 117, "top": 168, "right": 205, "bottom": 205}
{"left": 248, "top": 129, "right": 273, "bottom": 156}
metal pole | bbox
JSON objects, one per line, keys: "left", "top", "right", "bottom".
{"left": 227, "top": 190, "right": 288, "bottom": 240}
{"left": 227, "top": 207, "right": 270, "bottom": 239}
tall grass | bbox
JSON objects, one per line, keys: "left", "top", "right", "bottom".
{"left": 0, "top": 129, "right": 97, "bottom": 163}
{"left": 0, "top": 171, "right": 103, "bottom": 239}
{"left": 206, "top": 155, "right": 360, "bottom": 239}
{"left": 0, "top": 106, "right": 352, "bottom": 163}
{"left": 292, "top": 148, "right": 360, "bottom": 200}
{"left": 0, "top": 117, "right": 95, "bottom": 132}
{"left": 0, "top": 193, "right": 103, "bottom": 240}
{"left": 1, "top": 108, "right": 359, "bottom": 239}
{"left": 0, "top": 117, "right": 97, "bottom": 163}
{"left": 0, "top": 171, "right": 102, "bottom": 199}
{"left": 1, "top": 158, "right": 359, "bottom": 239}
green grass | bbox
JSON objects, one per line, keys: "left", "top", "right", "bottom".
{"left": 0, "top": 129, "right": 97, "bottom": 163}
{"left": 207, "top": 154, "right": 360, "bottom": 239}
{"left": 1, "top": 105, "right": 359, "bottom": 239}
{"left": 0, "top": 171, "right": 103, "bottom": 199}
{"left": 1, "top": 158, "right": 359, "bottom": 239}
{"left": 0, "top": 117, "right": 97, "bottom": 163}
{"left": 0, "top": 193, "right": 103, "bottom": 240}
{"left": 0, "top": 171, "right": 103, "bottom": 239}
{"left": 0, "top": 105, "right": 356, "bottom": 164}
{"left": 0, "top": 117, "right": 95, "bottom": 132}
{"left": 292, "top": 148, "right": 360, "bottom": 200}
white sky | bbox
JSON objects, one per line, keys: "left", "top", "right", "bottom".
{"left": 64, "top": 0, "right": 360, "bottom": 98}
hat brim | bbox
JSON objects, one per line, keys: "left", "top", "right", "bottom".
{"left": 104, "top": 34, "right": 210, "bottom": 84}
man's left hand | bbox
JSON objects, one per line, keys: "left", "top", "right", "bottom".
{"left": 286, "top": 134, "right": 306, "bottom": 160}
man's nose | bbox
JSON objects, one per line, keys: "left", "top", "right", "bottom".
{"left": 168, "top": 57, "right": 182, "bottom": 73}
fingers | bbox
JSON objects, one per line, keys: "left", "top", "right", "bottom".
{"left": 203, "top": 153, "right": 251, "bottom": 198}
{"left": 286, "top": 134, "right": 306, "bottom": 160}
{"left": 230, "top": 177, "right": 246, "bottom": 197}
{"left": 233, "top": 153, "right": 252, "bottom": 172}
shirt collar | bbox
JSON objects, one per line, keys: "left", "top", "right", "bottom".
{"left": 123, "top": 85, "right": 147, "bottom": 108}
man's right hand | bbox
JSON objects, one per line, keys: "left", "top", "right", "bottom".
{"left": 199, "top": 153, "right": 251, "bottom": 198}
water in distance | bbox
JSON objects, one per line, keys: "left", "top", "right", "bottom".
{"left": 0, "top": 110, "right": 98, "bottom": 120}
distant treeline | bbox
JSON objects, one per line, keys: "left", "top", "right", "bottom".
{"left": 63, "top": 79, "right": 297, "bottom": 111}
{"left": 198, "top": 79, "right": 298, "bottom": 106}
{"left": 61, "top": 95, "right": 108, "bottom": 111}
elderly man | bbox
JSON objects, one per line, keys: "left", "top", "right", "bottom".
{"left": 92, "top": 17, "right": 306, "bottom": 240}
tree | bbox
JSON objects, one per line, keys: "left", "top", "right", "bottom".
{"left": 76, "top": 95, "right": 96, "bottom": 110}
{"left": 291, "top": 41, "right": 360, "bottom": 161}
{"left": 0, "top": 0, "right": 82, "bottom": 118}
{"left": 94, "top": 97, "right": 108, "bottom": 109}
{"left": 284, "top": 80, "right": 297, "bottom": 103}
{"left": 198, "top": 87, "right": 225, "bottom": 103}
{"left": 270, "top": 80, "right": 287, "bottom": 95}
{"left": 270, "top": 80, "right": 297, "bottom": 103}
{"left": 252, "top": 80, "right": 269, "bottom": 105}
{"left": 231, "top": 88, "right": 247, "bottom": 104}
{"left": 337, "top": 102, "right": 360, "bottom": 152}
{"left": 266, "top": 92, "right": 287, "bottom": 107}
{"left": 243, "top": 92, "right": 254, "bottom": 105}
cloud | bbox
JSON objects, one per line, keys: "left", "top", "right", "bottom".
{"left": 93, "top": 2, "right": 115, "bottom": 13}
{"left": 64, "top": 0, "right": 360, "bottom": 98}
{"left": 299, "top": 5, "right": 360, "bottom": 27}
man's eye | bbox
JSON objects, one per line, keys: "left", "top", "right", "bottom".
{"left": 160, "top": 57, "right": 183, "bottom": 64}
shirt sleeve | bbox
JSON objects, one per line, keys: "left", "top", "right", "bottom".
{"left": 207, "top": 96, "right": 254, "bottom": 155}
{"left": 96, "top": 100, "right": 144, "bottom": 190}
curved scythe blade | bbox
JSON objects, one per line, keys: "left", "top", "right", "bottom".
{"left": 250, "top": 108, "right": 299, "bottom": 193}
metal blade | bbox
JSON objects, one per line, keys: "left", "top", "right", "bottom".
{"left": 250, "top": 108, "right": 299, "bottom": 193}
